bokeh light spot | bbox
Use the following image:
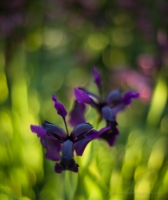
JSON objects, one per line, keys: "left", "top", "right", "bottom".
{"left": 43, "top": 29, "right": 67, "bottom": 49}
{"left": 25, "top": 30, "right": 42, "bottom": 51}
{"left": 88, "top": 33, "right": 109, "bottom": 51}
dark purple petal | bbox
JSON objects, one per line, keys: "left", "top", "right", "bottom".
{"left": 55, "top": 163, "right": 63, "bottom": 173}
{"left": 42, "top": 121, "right": 67, "bottom": 142}
{"left": 74, "top": 88, "right": 93, "bottom": 105}
{"left": 111, "top": 104, "right": 125, "bottom": 115}
{"left": 98, "top": 126, "right": 119, "bottom": 146}
{"left": 105, "top": 90, "right": 122, "bottom": 105}
{"left": 52, "top": 94, "right": 67, "bottom": 118}
{"left": 30, "top": 125, "right": 61, "bottom": 161}
{"left": 111, "top": 91, "right": 140, "bottom": 115}
{"left": 41, "top": 137, "right": 61, "bottom": 161}
{"left": 54, "top": 139, "right": 79, "bottom": 173}
{"left": 72, "top": 164, "right": 79, "bottom": 172}
{"left": 70, "top": 123, "right": 93, "bottom": 141}
{"left": 93, "top": 67, "right": 102, "bottom": 90}
{"left": 122, "top": 91, "right": 140, "bottom": 105}
{"left": 55, "top": 158, "right": 79, "bottom": 173}
{"left": 85, "top": 129, "right": 100, "bottom": 140}
{"left": 101, "top": 106, "right": 115, "bottom": 122}
{"left": 74, "top": 130, "right": 99, "bottom": 156}
{"left": 62, "top": 140, "right": 73, "bottom": 159}
{"left": 79, "top": 88, "right": 100, "bottom": 103}
{"left": 30, "top": 125, "right": 48, "bottom": 138}
{"left": 69, "top": 101, "right": 86, "bottom": 126}
{"left": 98, "top": 126, "right": 111, "bottom": 135}
{"left": 74, "top": 137, "right": 92, "bottom": 156}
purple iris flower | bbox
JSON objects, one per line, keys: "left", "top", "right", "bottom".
{"left": 70, "top": 67, "right": 140, "bottom": 146}
{"left": 30, "top": 95, "right": 99, "bottom": 173}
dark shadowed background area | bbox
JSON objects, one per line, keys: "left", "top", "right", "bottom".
{"left": 0, "top": 0, "right": 168, "bottom": 199}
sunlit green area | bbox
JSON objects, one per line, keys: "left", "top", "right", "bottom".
{"left": 0, "top": 0, "right": 168, "bottom": 199}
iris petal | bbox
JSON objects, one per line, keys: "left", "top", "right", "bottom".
{"left": 73, "top": 129, "right": 99, "bottom": 156}
{"left": 98, "top": 126, "right": 111, "bottom": 135}
{"left": 30, "top": 125, "right": 48, "bottom": 138}
{"left": 74, "top": 137, "right": 91, "bottom": 156}
{"left": 52, "top": 94, "right": 67, "bottom": 118}
{"left": 74, "top": 88, "right": 94, "bottom": 105}
{"left": 85, "top": 129, "right": 100, "bottom": 140}
{"left": 78, "top": 88, "right": 100, "bottom": 103}
{"left": 41, "top": 138, "right": 61, "bottom": 161}
{"left": 105, "top": 90, "right": 122, "bottom": 105}
{"left": 42, "top": 121, "right": 67, "bottom": 142}
{"left": 102, "top": 106, "right": 115, "bottom": 122}
{"left": 70, "top": 123, "right": 93, "bottom": 141}
{"left": 69, "top": 101, "right": 86, "bottom": 126}
{"left": 111, "top": 104, "right": 125, "bottom": 115}
{"left": 55, "top": 163, "right": 63, "bottom": 173}
{"left": 93, "top": 67, "right": 102, "bottom": 90}
{"left": 111, "top": 91, "right": 140, "bottom": 115}
{"left": 55, "top": 158, "right": 79, "bottom": 173}
{"left": 99, "top": 126, "right": 119, "bottom": 146}
{"left": 62, "top": 140, "right": 73, "bottom": 159}
{"left": 122, "top": 91, "right": 140, "bottom": 105}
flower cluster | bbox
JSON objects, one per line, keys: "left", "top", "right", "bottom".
{"left": 30, "top": 68, "right": 140, "bottom": 173}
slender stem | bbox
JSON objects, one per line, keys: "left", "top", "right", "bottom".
{"left": 63, "top": 117, "right": 69, "bottom": 135}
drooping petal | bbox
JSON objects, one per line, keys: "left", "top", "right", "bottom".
{"left": 111, "top": 104, "right": 125, "bottom": 115}
{"left": 111, "top": 91, "right": 140, "bottom": 115}
{"left": 98, "top": 126, "right": 111, "bottom": 135}
{"left": 70, "top": 123, "right": 93, "bottom": 141}
{"left": 93, "top": 67, "right": 102, "bottom": 90}
{"left": 101, "top": 106, "right": 115, "bottom": 122}
{"left": 105, "top": 90, "right": 122, "bottom": 105}
{"left": 85, "top": 129, "right": 100, "bottom": 140}
{"left": 30, "top": 125, "right": 61, "bottom": 161}
{"left": 69, "top": 101, "right": 86, "bottom": 126}
{"left": 74, "top": 137, "right": 92, "bottom": 156}
{"left": 55, "top": 159, "right": 79, "bottom": 173}
{"left": 42, "top": 121, "right": 67, "bottom": 142}
{"left": 40, "top": 137, "right": 61, "bottom": 161}
{"left": 55, "top": 158, "right": 79, "bottom": 173}
{"left": 98, "top": 126, "right": 119, "bottom": 146}
{"left": 122, "top": 91, "right": 140, "bottom": 105}
{"left": 74, "top": 130, "right": 99, "bottom": 156}
{"left": 52, "top": 94, "right": 67, "bottom": 118}
{"left": 74, "top": 88, "right": 94, "bottom": 105}
{"left": 56, "top": 140, "right": 79, "bottom": 172}
{"left": 30, "top": 125, "right": 48, "bottom": 138}
{"left": 55, "top": 163, "right": 63, "bottom": 173}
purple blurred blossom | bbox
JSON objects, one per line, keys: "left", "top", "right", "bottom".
{"left": 30, "top": 95, "right": 99, "bottom": 173}
{"left": 73, "top": 68, "right": 139, "bottom": 123}
{"left": 70, "top": 67, "right": 139, "bottom": 146}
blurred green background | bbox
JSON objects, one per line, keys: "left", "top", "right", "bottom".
{"left": 0, "top": 0, "right": 168, "bottom": 199}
